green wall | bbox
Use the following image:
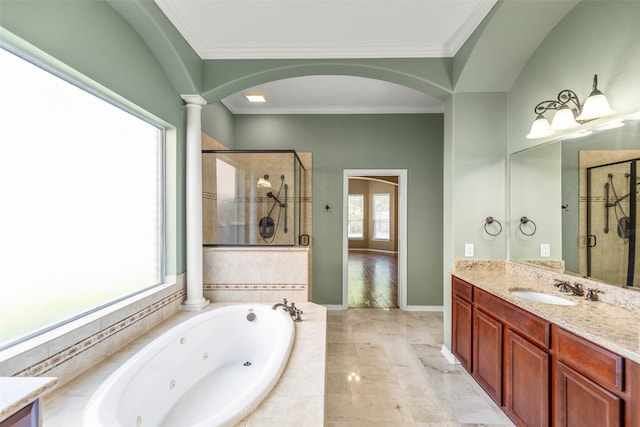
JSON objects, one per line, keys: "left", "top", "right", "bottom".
{"left": 202, "top": 102, "right": 236, "bottom": 148}
{"left": 233, "top": 114, "right": 444, "bottom": 305}
{"left": 442, "top": 92, "right": 508, "bottom": 349}
{"left": 0, "top": 0, "right": 189, "bottom": 275}
{"left": 508, "top": 1, "right": 640, "bottom": 155}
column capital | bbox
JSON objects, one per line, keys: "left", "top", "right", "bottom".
{"left": 180, "top": 94, "right": 207, "bottom": 107}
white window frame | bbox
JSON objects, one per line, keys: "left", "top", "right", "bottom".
{"left": 372, "top": 193, "right": 391, "bottom": 241}
{"left": 0, "top": 45, "right": 165, "bottom": 350}
{"left": 348, "top": 194, "right": 365, "bottom": 239}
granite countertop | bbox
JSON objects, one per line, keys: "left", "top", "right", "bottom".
{"left": 0, "top": 376, "right": 57, "bottom": 421}
{"left": 452, "top": 262, "right": 640, "bottom": 364}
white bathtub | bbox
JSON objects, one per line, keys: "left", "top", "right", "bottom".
{"left": 83, "top": 304, "right": 295, "bottom": 427}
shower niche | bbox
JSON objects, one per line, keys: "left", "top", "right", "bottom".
{"left": 202, "top": 150, "right": 308, "bottom": 246}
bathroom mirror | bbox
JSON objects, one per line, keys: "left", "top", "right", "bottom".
{"left": 510, "top": 119, "right": 640, "bottom": 288}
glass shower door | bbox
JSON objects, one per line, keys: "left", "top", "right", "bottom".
{"left": 587, "top": 158, "right": 638, "bottom": 287}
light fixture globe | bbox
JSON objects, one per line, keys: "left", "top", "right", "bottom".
{"left": 576, "top": 75, "right": 615, "bottom": 121}
{"left": 576, "top": 93, "right": 616, "bottom": 121}
{"left": 550, "top": 105, "right": 580, "bottom": 130}
{"left": 526, "top": 114, "right": 554, "bottom": 139}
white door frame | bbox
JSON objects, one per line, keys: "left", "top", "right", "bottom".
{"left": 342, "top": 169, "right": 408, "bottom": 310}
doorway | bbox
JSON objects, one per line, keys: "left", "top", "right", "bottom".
{"left": 342, "top": 169, "right": 407, "bottom": 310}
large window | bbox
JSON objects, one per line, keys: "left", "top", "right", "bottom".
{"left": 373, "top": 193, "right": 390, "bottom": 240}
{"left": 0, "top": 47, "right": 164, "bottom": 349}
{"left": 348, "top": 194, "right": 364, "bottom": 239}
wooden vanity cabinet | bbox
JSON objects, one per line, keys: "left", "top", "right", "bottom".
{"left": 452, "top": 277, "right": 551, "bottom": 425}
{"left": 472, "top": 308, "right": 503, "bottom": 404}
{"left": 505, "top": 329, "right": 550, "bottom": 427}
{"left": 474, "top": 287, "right": 551, "bottom": 426}
{"left": 451, "top": 275, "right": 640, "bottom": 427}
{"left": 553, "top": 326, "right": 640, "bottom": 427}
{"left": 452, "top": 277, "right": 473, "bottom": 372}
{"left": 555, "top": 361, "right": 622, "bottom": 427}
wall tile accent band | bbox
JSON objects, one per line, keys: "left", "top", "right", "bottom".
{"left": 204, "top": 283, "right": 307, "bottom": 291}
{"left": 16, "top": 289, "right": 185, "bottom": 377}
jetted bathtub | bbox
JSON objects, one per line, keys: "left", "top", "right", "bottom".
{"left": 83, "top": 304, "right": 295, "bottom": 427}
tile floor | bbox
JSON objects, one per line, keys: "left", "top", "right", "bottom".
{"left": 324, "top": 308, "right": 516, "bottom": 427}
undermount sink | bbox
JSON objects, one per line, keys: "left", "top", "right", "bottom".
{"left": 510, "top": 290, "right": 578, "bottom": 306}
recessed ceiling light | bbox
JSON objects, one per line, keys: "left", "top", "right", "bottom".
{"left": 243, "top": 92, "right": 268, "bottom": 103}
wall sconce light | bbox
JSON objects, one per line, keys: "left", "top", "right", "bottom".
{"left": 257, "top": 174, "right": 272, "bottom": 188}
{"left": 526, "top": 74, "right": 619, "bottom": 139}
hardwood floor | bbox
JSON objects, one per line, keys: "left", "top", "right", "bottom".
{"left": 348, "top": 251, "right": 398, "bottom": 308}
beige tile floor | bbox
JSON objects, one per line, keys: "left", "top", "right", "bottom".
{"left": 324, "top": 308, "right": 516, "bottom": 427}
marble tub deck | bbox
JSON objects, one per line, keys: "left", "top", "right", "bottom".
{"left": 41, "top": 302, "right": 326, "bottom": 427}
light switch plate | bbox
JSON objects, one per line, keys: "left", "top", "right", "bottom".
{"left": 540, "top": 243, "right": 551, "bottom": 258}
{"left": 464, "top": 243, "right": 474, "bottom": 257}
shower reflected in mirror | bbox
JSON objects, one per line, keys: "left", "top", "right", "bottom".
{"left": 586, "top": 158, "right": 638, "bottom": 286}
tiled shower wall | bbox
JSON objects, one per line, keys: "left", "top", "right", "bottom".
{"left": 201, "top": 134, "right": 313, "bottom": 302}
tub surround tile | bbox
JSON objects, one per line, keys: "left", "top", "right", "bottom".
{"left": 1, "top": 279, "right": 185, "bottom": 390}
{"left": 203, "top": 286, "right": 308, "bottom": 303}
{"left": 452, "top": 260, "right": 640, "bottom": 362}
{"left": 204, "top": 248, "right": 310, "bottom": 302}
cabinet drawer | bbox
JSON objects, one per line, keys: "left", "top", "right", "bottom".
{"left": 475, "top": 288, "right": 551, "bottom": 349}
{"left": 452, "top": 276, "right": 473, "bottom": 302}
{"left": 555, "top": 327, "right": 624, "bottom": 393}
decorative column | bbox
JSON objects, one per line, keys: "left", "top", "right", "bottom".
{"left": 181, "top": 94, "right": 210, "bottom": 311}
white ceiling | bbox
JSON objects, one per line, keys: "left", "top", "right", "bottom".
{"left": 154, "top": 0, "right": 499, "bottom": 113}
{"left": 220, "top": 75, "right": 445, "bottom": 114}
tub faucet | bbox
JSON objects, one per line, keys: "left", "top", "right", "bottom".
{"left": 272, "top": 298, "right": 303, "bottom": 321}
{"left": 272, "top": 298, "right": 291, "bottom": 311}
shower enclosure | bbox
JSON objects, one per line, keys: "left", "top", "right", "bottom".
{"left": 586, "top": 158, "right": 638, "bottom": 287}
{"left": 202, "top": 150, "right": 308, "bottom": 246}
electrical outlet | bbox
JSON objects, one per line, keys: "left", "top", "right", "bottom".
{"left": 540, "top": 243, "right": 551, "bottom": 258}
{"left": 464, "top": 243, "right": 474, "bottom": 257}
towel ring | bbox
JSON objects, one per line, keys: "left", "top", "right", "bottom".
{"left": 484, "top": 217, "right": 502, "bottom": 236}
{"left": 519, "top": 216, "right": 537, "bottom": 236}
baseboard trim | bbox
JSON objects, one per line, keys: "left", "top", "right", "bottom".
{"left": 323, "top": 304, "right": 346, "bottom": 310}
{"left": 441, "top": 344, "right": 460, "bottom": 365}
{"left": 348, "top": 248, "right": 398, "bottom": 255}
{"left": 404, "top": 305, "right": 444, "bottom": 312}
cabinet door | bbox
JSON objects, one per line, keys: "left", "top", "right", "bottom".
{"left": 505, "top": 329, "right": 549, "bottom": 427}
{"left": 452, "top": 296, "right": 472, "bottom": 372}
{"left": 473, "top": 309, "right": 503, "bottom": 404}
{"left": 556, "top": 362, "right": 622, "bottom": 427}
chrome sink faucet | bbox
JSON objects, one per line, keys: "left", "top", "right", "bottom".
{"left": 554, "top": 279, "right": 570, "bottom": 292}
{"left": 554, "top": 280, "right": 584, "bottom": 296}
